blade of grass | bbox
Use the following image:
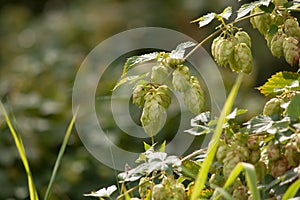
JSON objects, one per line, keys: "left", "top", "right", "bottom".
{"left": 0, "top": 101, "right": 39, "bottom": 200}
{"left": 44, "top": 108, "right": 78, "bottom": 200}
{"left": 282, "top": 178, "right": 300, "bottom": 200}
{"left": 190, "top": 73, "right": 244, "bottom": 200}
{"left": 218, "top": 162, "right": 260, "bottom": 200}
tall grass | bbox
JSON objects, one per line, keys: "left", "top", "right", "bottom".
{"left": 0, "top": 101, "right": 77, "bottom": 200}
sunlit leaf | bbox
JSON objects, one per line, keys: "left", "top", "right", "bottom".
{"left": 192, "top": 13, "right": 216, "bottom": 28}
{"left": 219, "top": 6, "right": 232, "bottom": 20}
{"left": 221, "top": 162, "right": 261, "bottom": 200}
{"left": 286, "top": 94, "right": 300, "bottom": 121}
{"left": 245, "top": 115, "right": 290, "bottom": 134}
{"left": 84, "top": 185, "right": 117, "bottom": 197}
{"left": 170, "top": 41, "right": 196, "bottom": 59}
{"left": 181, "top": 159, "right": 201, "bottom": 179}
{"left": 122, "top": 52, "right": 158, "bottom": 75}
{"left": 226, "top": 108, "right": 247, "bottom": 120}
{"left": 258, "top": 72, "right": 300, "bottom": 97}
{"left": 282, "top": 178, "right": 300, "bottom": 200}
{"left": 113, "top": 72, "right": 149, "bottom": 90}
{"left": 236, "top": 2, "right": 256, "bottom": 19}
{"left": 190, "top": 111, "right": 211, "bottom": 127}
{"left": 236, "top": 0, "right": 272, "bottom": 19}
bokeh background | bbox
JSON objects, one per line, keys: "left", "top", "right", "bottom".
{"left": 0, "top": 0, "right": 296, "bottom": 199}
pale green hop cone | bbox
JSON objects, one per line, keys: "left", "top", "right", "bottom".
{"left": 233, "top": 43, "right": 253, "bottom": 74}
{"left": 172, "top": 65, "right": 190, "bottom": 92}
{"left": 283, "top": 36, "right": 300, "bottom": 66}
{"left": 151, "top": 64, "right": 170, "bottom": 85}
{"left": 270, "top": 32, "right": 286, "bottom": 58}
{"left": 235, "top": 31, "right": 251, "bottom": 48}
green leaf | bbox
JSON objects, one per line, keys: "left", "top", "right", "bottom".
{"left": 236, "top": 2, "right": 257, "bottom": 19}
{"left": 84, "top": 185, "right": 117, "bottom": 198}
{"left": 236, "top": 0, "right": 272, "bottom": 19}
{"left": 220, "top": 162, "right": 261, "bottom": 200}
{"left": 286, "top": 94, "right": 300, "bottom": 121}
{"left": 122, "top": 52, "right": 158, "bottom": 75}
{"left": 258, "top": 72, "right": 300, "bottom": 97}
{"left": 268, "top": 24, "right": 278, "bottom": 35}
{"left": 284, "top": 1, "right": 294, "bottom": 8}
{"left": 170, "top": 41, "right": 196, "bottom": 59}
{"left": 226, "top": 108, "right": 247, "bottom": 120}
{"left": 282, "top": 178, "right": 300, "bottom": 200}
{"left": 190, "top": 73, "right": 244, "bottom": 200}
{"left": 218, "top": 6, "right": 232, "bottom": 20}
{"left": 245, "top": 115, "right": 290, "bottom": 134}
{"left": 113, "top": 72, "right": 149, "bottom": 90}
{"left": 180, "top": 159, "right": 201, "bottom": 179}
{"left": 144, "top": 142, "right": 151, "bottom": 151}
{"left": 0, "top": 102, "right": 39, "bottom": 200}
{"left": 192, "top": 12, "right": 216, "bottom": 28}
{"left": 259, "top": 2, "right": 275, "bottom": 13}
{"left": 159, "top": 141, "right": 166, "bottom": 152}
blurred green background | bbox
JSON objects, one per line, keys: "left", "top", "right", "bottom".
{"left": 0, "top": 0, "right": 296, "bottom": 199}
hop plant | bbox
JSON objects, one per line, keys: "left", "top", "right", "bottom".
{"left": 232, "top": 186, "right": 249, "bottom": 200}
{"left": 223, "top": 150, "right": 242, "bottom": 178}
{"left": 152, "top": 184, "right": 168, "bottom": 200}
{"left": 270, "top": 31, "right": 286, "bottom": 58}
{"left": 270, "top": 156, "right": 289, "bottom": 177}
{"left": 133, "top": 84, "right": 149, "bottom": 107}
{"left": 247, "top": 135, "right": 260, "bottom": 150}
{"left": 172, "top": 65, "right": 190, "bottom": 92}
{"left": 211, "top": 36, "right": 224, "bottom": 63}
{"left": 217, "top": 38, "right": 234, "bottom": 67}
{"left": 249, "top": 150, "right": 261, "bottom": 164}
{"left": 263, "top": 98, "right": 283, "bottom": 117}
{"left": 141, "top": 86, "right": 171, "bottom": 136}
{"left": 183, "top": 76, "right": 205, "bottom": 114}
{"left": 282, "top": 36, "right": 300, "bottom": 66}
{"left": 283, "top": 18, "right": 300, "bottom": 39}
{"left": 250, "top": 6, "right": 272, "bottom": 35}
{"left": 272, "top": 0, "right": 288, "bottom": 6}
{"left": 235, "top": 31, "right": 251, "bottom": 48}
{"left": 284, "top": 142, "right": 300, "bottom": 167}
{"left": 151, "top": 65, "right": 170, "bottom": 85}
{"left": 267, "top": 141, "right": 282, "bottom": 161}
{"left": 232, "top": 43, "right": 253, "bottom": 74}
{"left": 139, "top": 177, "right": 154, "bottom": 198}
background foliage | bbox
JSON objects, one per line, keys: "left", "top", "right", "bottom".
{"left": 0, "top": 0, "right": 298, "bottom": 199}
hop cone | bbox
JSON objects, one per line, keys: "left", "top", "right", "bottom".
{"left": 172, "top": 65, "right": 190, "bottom": 92}
{"left": 232, "top": 186, "right": 248, "bottom": 200}
{"left": 272, "top": 0, "right": 288, "bottom": 6}
{"left": 141, "top": 92, "right": 165, "bottom": 136}
{"left": 133, "top": 84, "right": 148, "bottom": 107}
{"left": 284, "top": 18, "right": 300, "bottom": 38}
{"left": 217, "top": 38, "right": 234, "bottom": 67}
{"left": 183, "top": 76, "right": 205, "bottom": 114}
{"left": 211, "top": 36, "right": 225, "bottom": 64}
{"left": 284, "top": 142, "right": 300, "bottom": 167}
{"left": 155, "top": 85, "right": 171, "bottom": 109}
{"left": 250, "top": 7, "right": 272, "bottom": 35}
{"left": 283, "top": 37, "right": 300, "bottom": 66}
{"left": 263, "top": 98, "right": 283, "bottom": 117}
{"left": 151, "top": 65, "right": 170, "bottom": 84}
{"left": 270, "top": 156, "right": 289, "bottom": 177}
{"left": 247, "top": 135, "right": 260, "bottom": 150}
{"left": 235, "top": 31, "right": 251, "bottom": 48}
{"left": 267, "top": 141, "right": 281, "bottom": 161}
{"left": 223, "top": 150, "right": 242, "bottom": 178}
{"left": 233, "top": 43, "right": 253, "bottom": 74}
{"left": 270, "top": 32, "right": 286, "bottom": 58}
{"left": 152, "top": 184, "right": 168, "bottom": 200}
{"left": 139, "top": 177, "right": 153, "bottom": 198}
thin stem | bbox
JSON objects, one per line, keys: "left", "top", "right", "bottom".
{"left": 184, "top": 11, "right": 266, "bottom": 61}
